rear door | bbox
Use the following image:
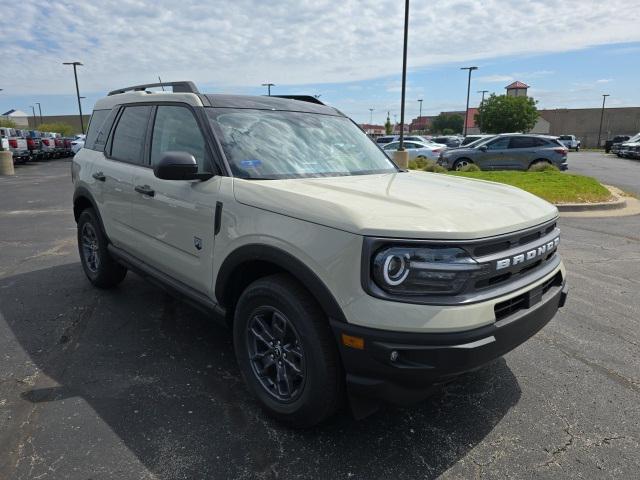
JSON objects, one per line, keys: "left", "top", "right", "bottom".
{"left": 129, "top": 104, "right": 221, "bottom": 294}
{"left": 96, "top": 105, "right": 152, "bottom": 247}
{"left": 506, "top": 136, "right": 538, "bottom": 169}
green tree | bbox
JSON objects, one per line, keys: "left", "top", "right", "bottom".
{"left": 475, "top": 94, "right": 538, "bottom": 133}
{"left": 431, "top": 113, "right": 463, "bottom": 134}
{"left": 384, "top": 112, "right": 393, "bottom": 135}
{"left": 37, "top": 122, "right": 75, "bottom": 137}
{"left": 0, "top": 118, "right": 18, "bottom": 128}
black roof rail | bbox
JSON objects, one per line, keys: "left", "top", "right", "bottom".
{"left": 108, "top": 81, "right": 199, "bottom": 96}
{"left": 271, "top": 95, "right": 325, "bottom": 105}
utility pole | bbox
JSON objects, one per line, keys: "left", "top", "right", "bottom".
{"left": 597, "top": 94, "right": 610, "bottom": 148}
{"left": 36, "top": 102, "right": 43, "bottom": 126}
{"left": 63, "top": 62, "right": 85, "bottom": 134}
{"left": 369, "top": 108, "right": 374, "bottom": 124}
{"left": 477, "top": 90, "right": 488, "bottom": 132}
{"left": 261, "top": 83, "right": 275, "bottom": 96}
{"left": 460, "top": 66, "right": 478, "bottom": 136}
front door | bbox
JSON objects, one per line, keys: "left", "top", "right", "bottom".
{"left": 477, "top": 136, "right": 511, "bottom": 170}
{"left": 129, "top": 104, "right": 220, "bottom": 295}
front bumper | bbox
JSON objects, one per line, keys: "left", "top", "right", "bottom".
{"left": 331, "top": 276, "right": 567, "bottom": 411}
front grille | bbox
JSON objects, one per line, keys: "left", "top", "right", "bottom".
{"left": 494, "top": 272, "right": 562, "bottom": 321}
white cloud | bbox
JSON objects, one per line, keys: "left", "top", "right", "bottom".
{"left": 477, "top": 75, "right": 515, "bottom": 83}
{"left": 596, "top": 78, "right": 614, "bottom": 83}
{"left": 1, "top": 0, "right": 639, "bottom": 96}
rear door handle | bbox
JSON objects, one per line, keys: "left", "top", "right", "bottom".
{"left": 134, "top": 184, "right": 155, "bottom": 197}
{"left": 92, "top": 171, "right": 106, "bottom": 182}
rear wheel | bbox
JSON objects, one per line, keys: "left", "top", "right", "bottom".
{"left": 233, "top": 274, "right": 343, "bottom": 428}
{"left": 77, "top": 208, "right": 127, "bottom": 288}
{"left": 453, "top": 158, "right": 473, "bottom": 171}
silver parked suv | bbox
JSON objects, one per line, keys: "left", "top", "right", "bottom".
{"left": 438, "top": 134, "right": 568, "bottom": 171}
{"left": 72, "top": 81, "right": 567, "bottom": 427}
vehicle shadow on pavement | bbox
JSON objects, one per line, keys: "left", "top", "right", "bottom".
{"left": 2, "top": 263, "right": 521, "bottom": 479}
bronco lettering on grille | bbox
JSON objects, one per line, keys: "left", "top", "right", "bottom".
{"left": 496, "top": 237, "right": 560, "bottom": 270}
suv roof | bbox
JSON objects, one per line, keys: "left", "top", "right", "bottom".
{"left": 95, "top": 81, "right": 341, "bottom": 116}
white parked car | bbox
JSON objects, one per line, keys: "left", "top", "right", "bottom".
{"left": 71, "top": 134, "right": 86, "bottom": 154}
{"left": 557, "top": 135, "right": 581, "bottom": 151}
{"left": 382, "top": 140, "right": 446, "bottom": 161}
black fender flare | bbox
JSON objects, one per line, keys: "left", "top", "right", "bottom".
{"left": 215, "top": 244, "right": 347, "bottom": 323}
{"left": 73, "top": 186, "right": 108, "bottom": 238}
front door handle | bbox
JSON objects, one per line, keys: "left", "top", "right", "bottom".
{"left": 134, "top": 184, "right": 155, "bottom": 197}
{"left": 92, "top": 171, "right": 106, "bottom": 182}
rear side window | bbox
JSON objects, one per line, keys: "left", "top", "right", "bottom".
{"left": 508, "top": 136, "right": 536, "bottom": 149}
{"left": 150, "top": 105, "right": 207, "bottom": 172}
{"left": 110, "top": 106, "right": 151, "bottom": 164}
{"left": 85, "top": 109, "right": 110, "bottom": 150}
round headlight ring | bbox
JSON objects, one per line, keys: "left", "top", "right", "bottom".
{"left": 382, "top": 253, "right": 410, "bottom": 286}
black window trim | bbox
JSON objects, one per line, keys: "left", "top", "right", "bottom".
{"left": 147, "top": 103, "right": 217, "bottom": 175}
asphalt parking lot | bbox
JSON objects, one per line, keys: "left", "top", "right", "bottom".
{"left": 1, "top": 154, "right": 639, "bottom": 479}
{"left": 568, "top": 151, "right": 640, "bottom": 196}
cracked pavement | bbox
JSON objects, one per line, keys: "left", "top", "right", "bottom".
{"left": 0, "top": 156, "right": 638, "bottom": 479}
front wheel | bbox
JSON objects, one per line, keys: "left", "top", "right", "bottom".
{"left": 453, "top": 158, "right": 473, "bottom": 171}
{"left": 233, "top": 274, "right": 343, "bottom": 428}
{"left": 77, "top": 208, "right": 127, "bottom": 288}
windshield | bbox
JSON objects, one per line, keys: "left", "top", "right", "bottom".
{"left": 558, "top": 135, "right": 572, "bottom": 140}
{"left": 208, "top": 109, "right": 397, "bottom": 179}
{"left": 468, "top": 136, "right": 496, "bottom": 148}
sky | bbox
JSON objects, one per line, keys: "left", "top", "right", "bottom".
{"left": 1, "top": 0, "right": 640, "bottom": 125}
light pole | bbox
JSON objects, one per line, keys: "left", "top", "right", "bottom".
{"left": 35, "top": 102, "right": 43, "bottom": 126}
{"left": 417, "top": 99, "right": 423, "bottom": 119}
{"left": 460, "top": 66, "right": 478, "bottom": 136}
{"left": 30, "top": 105, "right": 37, "bottom": 129}
{"left": 0, "top": 89, "right": 4, "bottom": 152}
{"left": 477, "top": 90, "right": 488, "bottom": 132}
{"left": 397, "top": 0, "right": 410, "bottom": 155}
{"left": 597, "top": 94, "right": 610, "bottom": 148}
{"left": 261, "top": 83, "right": 275, "bottom": 96}
{"left": 369, "top": 108, "right": 374, "bottom": 124}
{"left": 63, "top": 61, "right": 85, "bottom": 134}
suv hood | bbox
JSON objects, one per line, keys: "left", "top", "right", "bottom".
{"left": 233, "top": 172, "right": 558, "bottom": 239}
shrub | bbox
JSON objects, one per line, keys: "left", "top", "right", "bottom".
{"left": 37, "top": 122, "right": 76, "bottom": 137}
{"left": 0, "top": 118, "right": 17, "bottom": 128}
{"left": 459, "top": 163, "right": 481, "bottom": 172}
{"left": 528, "top": 162, "right": 559, "bottom": 172}
{"left": 408, "top": 156, "right": 430, "bottom": 170}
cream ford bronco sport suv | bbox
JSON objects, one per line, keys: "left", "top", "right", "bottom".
{"left": 72, "top": 81, "right": 567, "bottom": 427}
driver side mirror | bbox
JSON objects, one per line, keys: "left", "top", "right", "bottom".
{"left": 479, "top": 145, "right": 488, "bottom": 152}
{"left": 153, "top": 151, "right": 212, "bottom": 181}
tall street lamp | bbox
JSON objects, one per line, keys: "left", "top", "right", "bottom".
{"left": 35, "top": 102, "right": 43, "bottom": 126}
{"left": 460, "top": 66, "right": 478, "bottom": 136}
{"left": 477, "top": 90, "right": 488, "bottom": 132}
{"left": 261, "top": 83, "right": 275, "bottom": 96}
{"left": 417, "top": 98, "right": 423, "bottom": 119}
{"left": 398, "top": 0, "right": 409, "bottom": 156}
{"left": 597, "top": 94, "right": 610, "bottom": 148}
{"left": 63, "top": 61, "right": 85, "bottom": 134}
{"left": 0, "top": 89, "right": 4, "bottom": 152}
{"left": 369, "top": 108, "right": 374, "bottom": 124}
{"left": 30, "top": 105, "right": 37, "bottom": 128}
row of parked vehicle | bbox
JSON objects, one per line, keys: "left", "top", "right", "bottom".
{"left": 606, "top": 133, "right": 640, "bottom": 159}
{"left": 373, "top": 132, "right": 569, "bottom": 171}
{"left": 0, "top": 127, "right": 85, "bottom": 164}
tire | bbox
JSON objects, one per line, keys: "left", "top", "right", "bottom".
{"left": 233, "top": 273, "right": 343, "bottom": 428}
{"left": 575, "top": 146, "right": 580, "bottom": 152}
{"left": 77, "top": 208, "right": 127, "bottom": 288}
{"left": 453, "top": 158, "right": 473, "bottom": 171}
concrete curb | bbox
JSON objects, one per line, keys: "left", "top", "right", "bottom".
{"left": 556, "top": 185, "right": 627, "bottom": 212}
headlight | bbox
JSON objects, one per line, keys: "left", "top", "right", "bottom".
{"left": 372, "top": 246, "right": 484, "bottom": 295}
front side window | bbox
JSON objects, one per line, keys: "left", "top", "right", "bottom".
{"left": 151, "top": 106, "right": 208, "bottom": 172}
{"left": 110, "top": 106, "right": 151, "bottom": 164}
{"left": 208, "top": 109, "right": 397, "bottom": 179}
{"left": 383, "top": 142, "right": 399, "bottom": 150}
{"left": 485, "top": 137, "right": 510, "bottom": 150}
